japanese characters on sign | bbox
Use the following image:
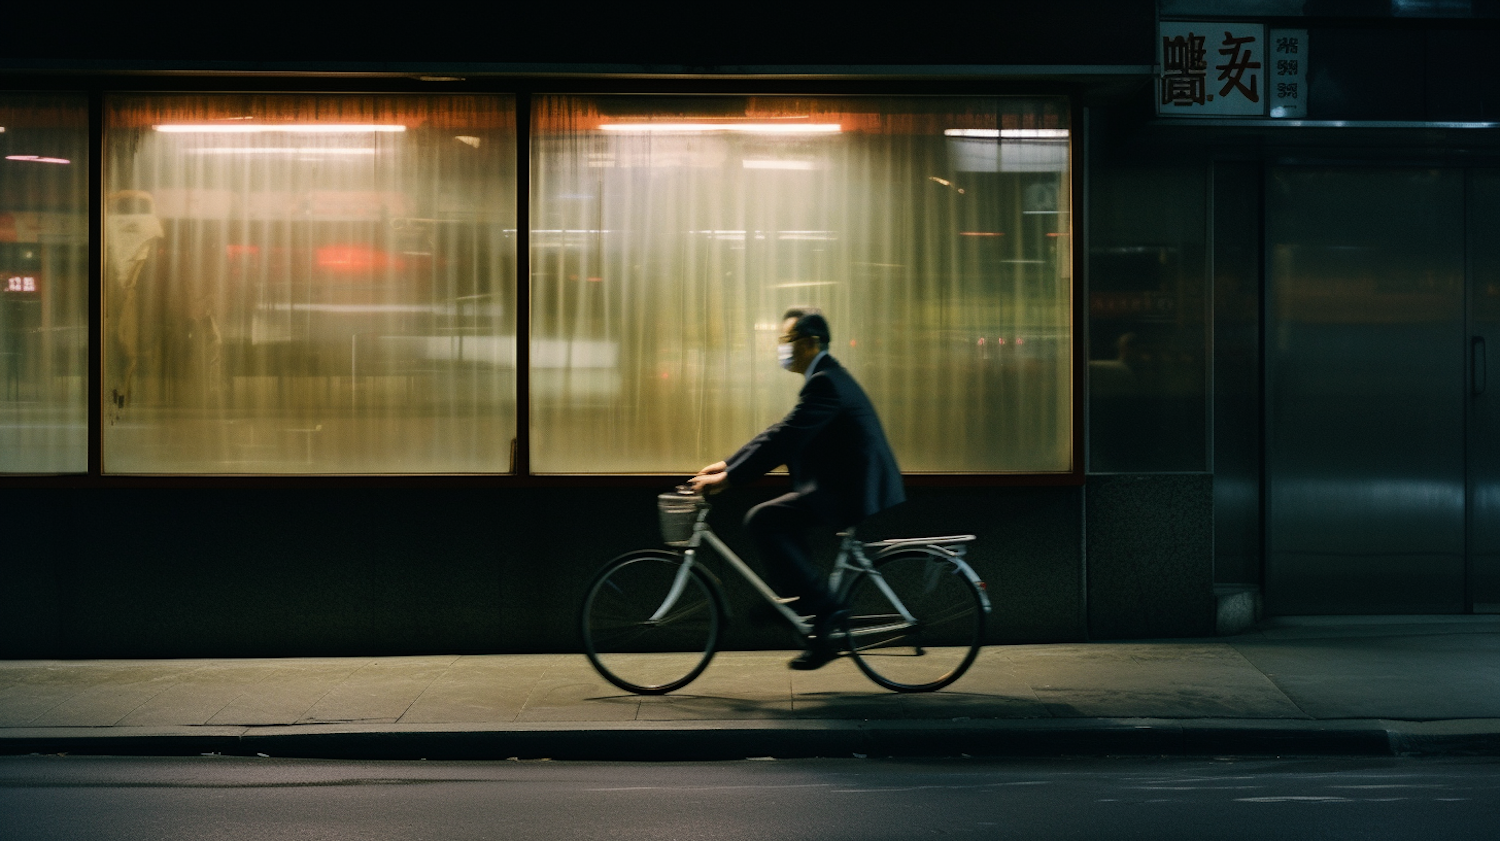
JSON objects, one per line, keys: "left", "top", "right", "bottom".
{"left": 1157, "top": 22, "right": 1271, "bottom": 117}
{"left": 1268, "top": 28, "right": 1309, "bottom": 118}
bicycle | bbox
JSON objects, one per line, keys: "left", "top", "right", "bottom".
{"left": 580, "top": 487, "right": 992, "bottom": 695}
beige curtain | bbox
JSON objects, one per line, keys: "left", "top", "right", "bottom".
{"left": 530, "top": 95, "right": 1072, "bottom": 474}
{"left": 102, "top": 94, "right": 517, "bottom": 474}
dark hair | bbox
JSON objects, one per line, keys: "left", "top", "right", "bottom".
{"left": 783, "top": 307, "right": 830, "bottom": 349}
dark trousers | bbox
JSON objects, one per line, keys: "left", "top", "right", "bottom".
{"left": 744, "top": 492, "right": 839, "bottom": 617}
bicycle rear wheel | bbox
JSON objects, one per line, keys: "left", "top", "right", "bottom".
{"left": 842, "top": 549, "right": 985, "bottom": 692}
{"left": 581, "top": 551, "right": 722, "bottom": 695}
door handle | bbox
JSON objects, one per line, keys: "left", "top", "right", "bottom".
{"left": 1476, "top": 336, "right": 1488, "bottom": 397}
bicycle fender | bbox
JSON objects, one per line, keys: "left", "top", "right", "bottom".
{"left": 603, "top": 548, "right": 685, "bottom": 566}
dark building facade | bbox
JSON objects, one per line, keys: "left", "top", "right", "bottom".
{"left": 2, "top": 1, "right": 1495, "bottom": 658}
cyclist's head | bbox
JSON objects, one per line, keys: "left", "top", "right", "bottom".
{"left": 782, "top": 307, "right": 830, "bottom": 351}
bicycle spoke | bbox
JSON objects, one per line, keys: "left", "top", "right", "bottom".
{"left": 582, "top": 552, "right": 721, "bottom": 695}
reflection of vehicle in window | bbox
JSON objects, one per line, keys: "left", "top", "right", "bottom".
{"left": 140, "top": 188, "right": 510, "bottom": 383}
{"left": 220, "top": 216, "right": 437, "bottom": 362}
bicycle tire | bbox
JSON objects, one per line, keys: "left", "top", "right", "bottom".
{"left": 842, "top": 548, "right": 985, "bottom": 692}
{"left": 581, "top": 550, "right": 723, "bottom": 695}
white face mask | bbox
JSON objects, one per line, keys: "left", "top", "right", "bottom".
{"left": 777, "top": 342, "right": 796, "bottom": 370}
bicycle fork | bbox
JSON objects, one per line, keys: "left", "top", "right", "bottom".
{"left": 648, "top": 551, "right": 699, "bottom": 623}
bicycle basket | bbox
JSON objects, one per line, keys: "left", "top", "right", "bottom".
{"left": 657, "top": 489, "right": 704, "bottom": 546}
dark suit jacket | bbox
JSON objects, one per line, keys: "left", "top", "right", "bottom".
{"left": 724, "top": 355, "right": 905, "bottom": 527}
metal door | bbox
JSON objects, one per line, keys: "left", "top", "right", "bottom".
{"left": 1469, "top": 172, "right": 1500, "bottom": 613}
{"left": 1266, "top": 167, "right": 1468, "bottom": 614}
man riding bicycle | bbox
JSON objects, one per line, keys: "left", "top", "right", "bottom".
{"left": 687, "top": 308, "right": 905, "bottom": 670}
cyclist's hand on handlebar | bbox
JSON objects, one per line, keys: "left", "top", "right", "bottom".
{"left": 687, "top": 469, "right": 729, "bottom": 495}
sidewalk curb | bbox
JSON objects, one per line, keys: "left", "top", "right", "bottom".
{"left": 7, "top": 718, "right": 1496, "bottom": 761}
{"left": 1384, "top": 720, "right": 1500, "bottom": 757}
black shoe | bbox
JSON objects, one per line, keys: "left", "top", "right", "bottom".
{"left": 788, "top": 609, "right": 848, "bottom": 671}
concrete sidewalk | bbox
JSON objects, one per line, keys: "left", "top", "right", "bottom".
{"left": 3, "top": 617, "right": 1500, "bottom": 760}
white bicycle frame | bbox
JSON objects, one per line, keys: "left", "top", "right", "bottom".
{"left": 652, "top": 501, "right": 990, "bottom": 640}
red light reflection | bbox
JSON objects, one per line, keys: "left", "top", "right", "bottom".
{"left": 315, "top": 245, "right": 403, "bottom": 273}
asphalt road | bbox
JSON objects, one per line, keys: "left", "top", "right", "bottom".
{"left": 3, "top": 754, "right": 1499, "bottom": 840}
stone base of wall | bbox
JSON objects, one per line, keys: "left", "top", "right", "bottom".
{"left": 1085, "top": 474, "right": 1216, "bottom": 639}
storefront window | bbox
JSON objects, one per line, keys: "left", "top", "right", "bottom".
{"left": 0, "top": 94, "right": 89, "bottom": 473}
{"left": 103, "top": 95, "right": 517, "bottom": 474}
{"left": 531, "top": 95, "right": 1073, "bottom": 474}
{"left": 1088, "top": 163, "right": 1208, "bottom": 472}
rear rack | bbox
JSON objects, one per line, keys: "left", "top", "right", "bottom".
{"left": 862, "top": 534, "right": 977, "bottom": 549}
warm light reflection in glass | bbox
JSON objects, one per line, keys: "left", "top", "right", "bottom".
{"left": 105, "top": 96, "right": 516, "bottom": 475}
{"left": 153, "top": 124, "right": 407, "bottom": 133}
{"left": 5, "top": 155, "right": 70, "bottom": 164}
{"left": 533, "top": 95, "right": 1073, "bottom": 474}
{"left": 742, "top": 159, "right": 818, "bottom": 170}
{"left": 0, "top": 94, "right": 89, "bottom": 473}
{"left": 944, "top": 129, "right": 1071, "bottom": 139}
{"left": 599, "top": 122, "right": 841, "bottom": 134}
{"left": 184, "top": 147, "right": 377, "bottom": 155}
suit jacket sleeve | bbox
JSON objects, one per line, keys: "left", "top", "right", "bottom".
{"left": 724, "top": 372, "right": 841, "bottom": 486}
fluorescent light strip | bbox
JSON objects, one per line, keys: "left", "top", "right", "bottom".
{"left": 154, "top": 124, "right": 406, "bottom": 133}
{"left": 944, "top": 129, "right": 1071, "bottom": 139}
{"left": 599, "top": 122, "right": 841, "bottom": 134}
{"left": 5, "top": 155, "right": 70, "bottom": 164}
{"left": 743, "top": 159, "right": 817, "bottom": 170}
{"left": 185, "top": 147, "right": 377, "bottom": 155}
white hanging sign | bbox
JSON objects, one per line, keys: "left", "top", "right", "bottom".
{"left": 1157, "top": 22, "right": 1267, "bottom": 117}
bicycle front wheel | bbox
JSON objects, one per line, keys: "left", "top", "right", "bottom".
{"left": 581, "top": 551, "right": 722, "bottom": 695}
{"left": 843, "top": 549, "right": 986, "bottom": 692}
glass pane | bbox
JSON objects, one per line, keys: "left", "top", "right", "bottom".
{"left": 531, "top": 95, "right": 1073, "bottom": 474}
{"left": 0, "top": 94, "right": 89, "bottom": 473}
{"left": 1087, "top": 163, "right": 1208, "bottom": 472}
{"left": 103, "top": 95, "right": 517, "bottom": 474}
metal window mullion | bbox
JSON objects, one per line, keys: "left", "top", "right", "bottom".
{"left": 88, "top": 91, "right": 104, "bottom": 478}
{"left": 514, "top": 92, "right": 532, "bottom": 477}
